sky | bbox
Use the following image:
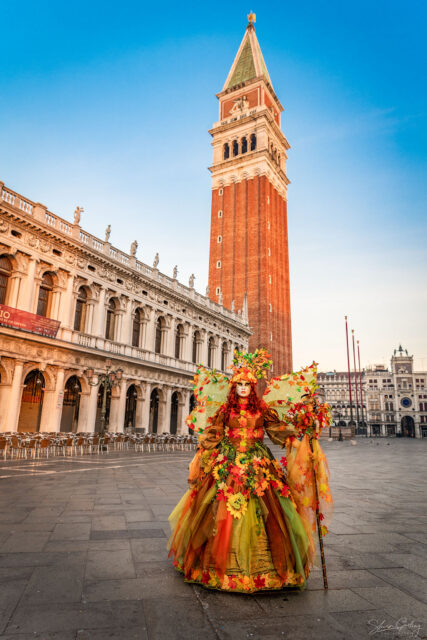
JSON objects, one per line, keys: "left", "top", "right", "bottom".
{"left": 1, "top": 0, "right": 426, "bottom": 372}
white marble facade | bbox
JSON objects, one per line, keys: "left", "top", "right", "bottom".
{"left": 317, "top": 347, "right": 427, "bottom": 439}
{"left": 0, "top": 181, "right": 251, "bottom": 434}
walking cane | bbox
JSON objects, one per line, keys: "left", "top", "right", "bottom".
{"left": 309, "top": 432, "right": 328, "bottom": 590}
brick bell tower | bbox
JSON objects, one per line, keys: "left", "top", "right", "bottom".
{"left": 208, "top": 13, "right": 292, "bottom": 373}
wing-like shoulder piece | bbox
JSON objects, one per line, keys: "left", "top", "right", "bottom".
{"left": 263, "top": 362, "right": 318, "bottom": 420}
{"left": 186, "top": 366, "right": 230, "bottom": 434}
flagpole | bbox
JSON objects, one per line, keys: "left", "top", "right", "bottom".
{"left": 352, "top": 330, "right": 360, "bottom": 435}
{"left": 345, "top": 316, "right": 354, "bottom": 431}
{"left": 357, "top": 340, "right": 366, "bottom": 437}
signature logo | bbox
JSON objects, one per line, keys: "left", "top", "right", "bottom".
{"left": 368, "top": 617, "right": 422, "bottom": 638}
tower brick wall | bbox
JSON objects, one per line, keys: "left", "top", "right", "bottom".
{"left": 208, "top": 19, "right": 293, "bottom": 374}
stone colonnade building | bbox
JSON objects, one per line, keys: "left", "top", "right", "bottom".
{"left": 0, "top": 181, "right": 251, "bottom": 434}
{"left": 317, "top": 346, "right": 427, "bottom": 439}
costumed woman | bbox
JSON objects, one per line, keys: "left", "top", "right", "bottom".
{"left": 168, "top": 349, "right": 333, "bottom": 593}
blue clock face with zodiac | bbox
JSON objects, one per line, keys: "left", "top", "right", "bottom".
{"left": 401, "top": 397, "right": 412, "bottom": 408}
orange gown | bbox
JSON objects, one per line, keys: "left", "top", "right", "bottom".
{"left": 167, "top": 401, "right": 320, "bottom": 593}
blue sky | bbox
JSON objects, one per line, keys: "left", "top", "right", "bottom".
{"left": 1, "top": 0, "right": 426, "bottom": 372}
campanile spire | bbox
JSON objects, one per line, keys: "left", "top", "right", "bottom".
{"left": 208, "top": 17, "right": 292, "bottom": 373}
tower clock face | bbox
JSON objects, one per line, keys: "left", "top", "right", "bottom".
{"left": 401, "top": 397, "right": 412, "bottom": 408}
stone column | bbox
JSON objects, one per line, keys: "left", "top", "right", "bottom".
{"left": 60, "top": 273, "right": 75, "bottom": 329}
{"left": 145, "top": 308, "right": 155, "bottom": 352}
{"left": 134, "top": 384, "right": 145, "bottom": 430}
{"left": 121, "top": 299, "right": 133, "bottom": 346}
{"left": 94, "top": 287, "right": 106, "bottom": 337}
{"left": 50, "top": 289, "right": 63, "bottom": 321}
{"left": 19, "top": 258, "right": 37, "bottom": 312}
{"left": 81, "top": 384, "right": 99, "bottom": 433}
{"left": 198, "top": 330, "right": 207, "bottom": 365}
{"left": 163, "top": 387, "right": 172, "bottom": 433}
{"left": 183, "top": 323, "right": 192, "bottom": 362}
{"left": 108, "top": 384, "right": 126, "bottom": 433}
{"left": 141, "top": 382, "right": 151, "bottom": 431}
{"left": 179, "top": 390, "right": 191, "bottom": 434}
{"left": 0, "top": 360, "right": 24, "bottom": 433}
{"left": 42, "top": 368, "right": 65, "bottom": 433}
{"left": 114, "top": 311, "right": 124, "bottom": 343}
{"left": 7, "top": 274, "right": 22, "bottom": 308}
{"left": 85, "top": 302, "right": 95, "bottom": 334}
{"left": 166, "top": 318, "right": 176, "bottom": 357}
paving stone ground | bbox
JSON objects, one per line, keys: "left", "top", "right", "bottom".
{"left": 0, "top": 437, "right": 426, "bottom": 640}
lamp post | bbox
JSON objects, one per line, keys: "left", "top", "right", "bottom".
{"left": 85, "top": 359, "right": 123, "bottom": 433}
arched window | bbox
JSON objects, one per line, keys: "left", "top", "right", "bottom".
{"left": 132, "top": 308, "right": 143, "bottom": 347}
{"left": 155, "top": 316, "right": 165, "bottom": 354}
{"left": 232, "top": 140, "right": 239, "bottom": 156}
{"left": 74, "top": 287, "right": 87, "bottom": 332}
{"left": 250, "top": 134, "right": 256, "bottom": 151}
{"left": 192, "top": 330, "right": 200, "bottom": 364}
{"left": 221, "top": 342, "right": 228, "bottom": 371}
{"left": 223, "top": 143, "right": 230, "bottom": 160}
{"left": 175, "top": 323, "right": 184, "bottom": 359}
{"left": 208, "top": 336, "right": 215, "bottom": 368}
{"left": 105, "top": 299, "right": 116, "bottom": 340}
{"left": 0, "top": 256, "right": 12, "bottom": 305}
{"left": 37, "top": 273, "right": 53, "bottom": 317}
{"left": 241, "top": 137, "right": 248, "bottom": 154}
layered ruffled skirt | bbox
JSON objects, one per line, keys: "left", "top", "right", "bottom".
{"left": 167, "top": 441, "right": 315, "bottom": 593}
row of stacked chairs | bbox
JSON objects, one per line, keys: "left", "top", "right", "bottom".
{"left": 0, "top": 432, "right": 198, "bottom": 460}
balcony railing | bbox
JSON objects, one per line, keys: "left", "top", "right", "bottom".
{"left": 70, "top": 330, "right": 200, "bottom": 374}
{"left": 1, "top": 182, "right": 248, "bottom": 329}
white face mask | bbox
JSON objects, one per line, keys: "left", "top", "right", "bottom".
{"left": 236, "top": 381, "right": 251, "bottom": 398}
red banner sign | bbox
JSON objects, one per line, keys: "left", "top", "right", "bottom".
{"left": 0, "top": 304, "right": 60, "bottom": 338}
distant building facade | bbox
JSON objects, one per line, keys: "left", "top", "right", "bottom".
{"left": 0, "top": 180, "right": 250, "bottom": 434}
{"left": 317, "top": 346, "right": 427, "bottom": 439}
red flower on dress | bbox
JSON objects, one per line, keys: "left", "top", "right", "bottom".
{"left": 216, "top": 489, "right": 227, "bottom": 502}
{"left": 228, "top": 575, "right": 237, "bottom": 589}
{"left": 280, "top": 485, "right": 290, "bottom": 498}
{"left": 280, "top": 456, "right": 287, "bottom": 467}
{"left": 202, "top": 571, "right": 210, "bottom": 585}
{"left": 254, "top": 575, "right": 266, "bottom": 589}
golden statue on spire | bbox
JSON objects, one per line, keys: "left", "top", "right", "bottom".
{"left": 247, "top": 10, "right": 256, "bottom": 26}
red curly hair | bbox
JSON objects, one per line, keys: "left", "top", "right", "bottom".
{"left": 221, "top": 382, "right": 266, "bottom": 424}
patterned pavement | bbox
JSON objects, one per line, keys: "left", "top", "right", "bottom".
{"left": 0, "top": 438, "right": 426, "bottom": 639}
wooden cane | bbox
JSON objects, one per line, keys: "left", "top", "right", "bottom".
{"left": 309, "top": 434, "right": 328, "bottom": 589}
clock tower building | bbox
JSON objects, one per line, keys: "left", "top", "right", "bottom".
{"left": 208, "top": 14, "right": 292, "bottom": 373}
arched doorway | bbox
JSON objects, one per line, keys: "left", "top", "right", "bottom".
{"left": 401, "top": 416, "right": 415, "bottom": 438}
{"left": 170, "top": 391, "right": 179, "bottom": 434}
{"left": 150, "top": 388, "right": 160, "bottom": 433}
{"left": 60, "top": 376, "right": 81, "bottom": 432}
{"left": 188, "top": 393, "right": 197, "bottom": 434}
{"left": 18, "top": 370, "right": 45, "bottom": 432}
{"left": 124, "top": 385, "right": 138, "bottom": 430}
{"left": 95, "top": 384, "right": 111, "bottom": 433}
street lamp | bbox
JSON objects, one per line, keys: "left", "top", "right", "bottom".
{"left": 85, "top": 359, "right": 123, "bottom": 433}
